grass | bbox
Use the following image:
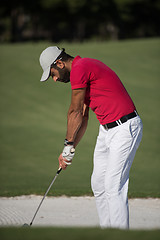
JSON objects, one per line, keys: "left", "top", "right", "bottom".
{"left": 0, "top": 227, "right": 160, "bottom": 240}
{"left": 0, "top": 38, "right": 160, "bottom": 197}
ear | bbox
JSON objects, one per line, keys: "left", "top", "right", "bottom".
{"left": 56, "top": 60, "right": 65, "bottom": 69}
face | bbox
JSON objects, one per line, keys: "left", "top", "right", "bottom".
{"left": 50, "top": 66, "right": 70, "bottom": 83}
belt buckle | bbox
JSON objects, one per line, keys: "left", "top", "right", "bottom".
{"left": 134, "top": 110, "right": 138, "bottom": 116}
{"left": 116, "top": 120, "right": 122, "bottom": 125}
{"left": 103, "top": 124, "right": 108, "bottom": 130}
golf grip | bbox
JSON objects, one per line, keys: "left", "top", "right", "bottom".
{"left": 57, "top": 167, "right": 62, "bottom": 174}
{"left": 30, "top": 167, "right": 62, "bottom": 226}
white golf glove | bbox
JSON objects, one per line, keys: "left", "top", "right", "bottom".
{"left": 62, "top": 145, "right": 75, "bottom": 165}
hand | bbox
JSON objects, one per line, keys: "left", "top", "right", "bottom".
{"left": 58, "top": 145, "right": 75, "bottom": 170}
{"left": 58, "top": 153, "right": 72, "bottom": 170}
{"left": 62, "top": 145, "right": 75, "bottom": 161}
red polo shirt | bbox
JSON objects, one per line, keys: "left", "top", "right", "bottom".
{"left": 70, "top": 56, "right": 136, "bottom": 125}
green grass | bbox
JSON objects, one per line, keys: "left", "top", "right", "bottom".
{"left": 0, "top": 38, "right": 160, "bottom": 197}
{"left": 0, "top": 227, "right": 160, "bottom": 240}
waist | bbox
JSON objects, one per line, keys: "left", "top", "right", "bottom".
{"left": 103, "top": 111, "right": 138, "bottom": 130}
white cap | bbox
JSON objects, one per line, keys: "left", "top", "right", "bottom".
{"left": 39, "top": 46, "right": 62, "bottom": 82}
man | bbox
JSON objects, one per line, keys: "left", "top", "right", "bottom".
{"left": 39, "top": 46, "right": 143, "bottom": 229}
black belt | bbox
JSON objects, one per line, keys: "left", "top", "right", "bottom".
{"left": 103, "top": 111, "right": 138, "bottom": 130}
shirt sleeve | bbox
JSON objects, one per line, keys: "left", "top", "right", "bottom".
{"left": 70, "top": 65, "right": 89, "bottom": 90}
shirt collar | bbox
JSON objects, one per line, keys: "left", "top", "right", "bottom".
{"left": 71, "top": 56, "right": 81, "bottom": 68}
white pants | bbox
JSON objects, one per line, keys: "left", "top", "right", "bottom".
{"left": 91, "top": 116, "right": 143, "bottom": 229}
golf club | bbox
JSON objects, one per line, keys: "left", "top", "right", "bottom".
{"left": 23, "top": 167, "right": 62, "bottom": 227}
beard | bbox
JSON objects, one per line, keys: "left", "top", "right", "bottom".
{"left": 57, "top": 67, "right": 70, "bottom": 83}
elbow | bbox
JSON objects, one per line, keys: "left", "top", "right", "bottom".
{"left": 68, "top": 105, "right": 83, "bottom": 117}
{"left": 67, "top": 106, "right": 83, "bottom": 121}
{"left": 68, "top": 109, "right": 83, "bottom": 119}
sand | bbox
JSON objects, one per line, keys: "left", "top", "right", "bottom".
{"left": 0, "top": 196, "right": 160, "bottom": 229}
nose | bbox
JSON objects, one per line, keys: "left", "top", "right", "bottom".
{"left": 52, "top": 76, "right": 58, "bottom": 82}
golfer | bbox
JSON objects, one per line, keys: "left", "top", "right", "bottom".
{"left": 39, "top": 46, "right": 143, "bottom": 229}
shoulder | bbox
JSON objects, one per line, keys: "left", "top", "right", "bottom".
{"left": 70, "top": 57, "right": 91, "bottom": 88}
{"left": 72, "top": 56, "right": 93, "bottom": 69}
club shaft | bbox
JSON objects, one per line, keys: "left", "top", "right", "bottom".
{"left": 30, "top": 167, "right": 62, "bottom": 226}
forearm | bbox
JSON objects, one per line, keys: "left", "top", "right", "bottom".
{"left": 66, "top": 103, "right": 89, "bottom": 146}
{"left": 66, "top": 109, "right": 83, "bottom": 142}
{"left": 73, "top": 115, "right": 88, "bottom": 147}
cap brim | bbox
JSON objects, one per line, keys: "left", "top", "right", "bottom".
{"left": 40, "top": 66, "right": 50, "bottom": 82}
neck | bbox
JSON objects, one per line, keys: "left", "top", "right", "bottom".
{"left": 65, "top": 58, "right": 74, "bottom": 72}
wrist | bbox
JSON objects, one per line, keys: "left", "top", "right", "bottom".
{"left": 64, "top": 139, "right": 74, "bottom": 146}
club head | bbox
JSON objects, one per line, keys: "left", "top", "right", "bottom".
{"left": 22, "top": 223, "right": 30, "bottom": 227}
